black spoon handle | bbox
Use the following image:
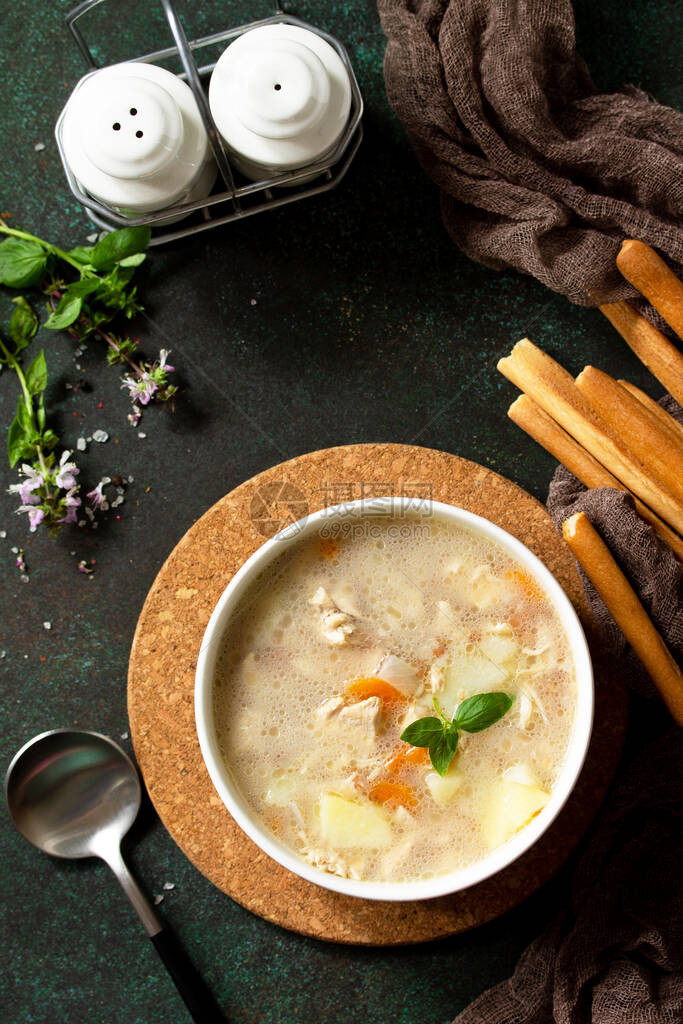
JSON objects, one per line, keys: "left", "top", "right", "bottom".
{"left": 151, "top": 928, "right": 225, "bottom": 1023}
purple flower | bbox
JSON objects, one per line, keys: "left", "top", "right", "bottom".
{"left": 59, "top": 505, "right": 79, "bottom": 524}
{"left": 58, "top": 487, "right": 81, "bottom": 524}
{"left": 16, "top": 479, "right": 42, "bottom": 505}
{"left": 87, "top": 478, "right": 110, "bottom": 510}
{"left": 28, "top": 508, "right": 45, "bottom": 531}
{"left": 9, "top": 464, "right": 43, "bottom": 506}
{"left": 87, "top": 483, "right": 104, "bottom": 507}
{"left": 159, "top": 349, "right": 175, "bottom": 373}
{"left": 121, "top": 372, "right": 158, "bottom": 405}
{"left": 55, "top": 450, "right": 79, "bottom": 490}
{"left": 127, "top": 404, "right": 142, "bottom": 427}
{"left": 137, "top": 373, "right": 158, "bottom": 405}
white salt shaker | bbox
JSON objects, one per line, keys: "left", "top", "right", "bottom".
{"left": 59, "top": 62, "right": 217, "bottom": 219}
{"left": 208, "top": 24, "right": 352, "bottom": 182}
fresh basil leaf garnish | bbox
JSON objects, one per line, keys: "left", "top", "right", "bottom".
{"left": 453, "top": 692, "right": 514, "bottom": 733}
{"left": 398, "top": 690, "right": 514, "bottom": 777}
{"left": 429, "top": 728, "right": 459, "bottom": 777}
{"left": 400, "top": 717, "right": 444, "bottom": 747}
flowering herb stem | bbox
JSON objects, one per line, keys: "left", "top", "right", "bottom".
{"left": 1, "top": 299, "right": 82, "bottom": 534}
{"left": 0, "top": 220, "right": 177, "bottom": 417}
{"left": 0, "top": 220, "right": 180, "bottom": 536}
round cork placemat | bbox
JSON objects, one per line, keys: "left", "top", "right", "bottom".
{"left": 128, "top": 444, "right": 627, "bottom": 945}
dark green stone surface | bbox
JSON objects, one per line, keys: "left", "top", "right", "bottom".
{"left": 1, "top": 2, "right": 680, "bottom": 1022}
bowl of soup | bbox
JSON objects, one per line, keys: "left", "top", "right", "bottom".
{"left": 195, "top": 497, "right": 593, "bottom": 901}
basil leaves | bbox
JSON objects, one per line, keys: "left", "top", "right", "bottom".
{"left": 400, "top": 692, "right": 514, "bottom": 776}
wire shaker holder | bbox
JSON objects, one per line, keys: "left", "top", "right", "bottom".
{"left": 55, "top": 0, "right": 364, "bottom": 244}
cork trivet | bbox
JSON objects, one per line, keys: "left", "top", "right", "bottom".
{"left": 128, "top": 444, "right": 627, "bottom": 945}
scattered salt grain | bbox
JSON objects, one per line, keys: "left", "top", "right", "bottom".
{"left": 111, "top": 496, "right": 124, "bottom": 508}
{"left": 86, "top": 233, "right": 98, "bottom": 243}
{"left": 0, "top": 530, "right": 6, "bottom": 539}
{"left": 153, "top": 894, "right": 164, "bottom": 906}
{"left": 0, "top": 650, "right": 6, "bottom": 659}
{"left": 127, "top": 475, "right": 134, "bottom": 483}
{"left": 77, "top": 437, "right": 87, "bottom": 452}
{"left": 34, "top": 142, "right": 46, "bottom": 152}
{"left": 92, "top": 429, "right": 109, "bottom": 443}
{"left": 137, "top": 432, "right": 147, "bottom": 439}
{"left": 20, "top": 575, "right": 29, "bottom": 583}
{"left": 120, "top": 731, "right": 129, "bottom": 740}
{"left": 250, "top": 298, "right": 258, "bottom": 306}
{"left": 43, "top": 621, "right": 52, "bottom": 630}
{"left": 11, "top": 546, "right": 18, "bottom": 554}
{"left": 163, "top": 882, "right": 175, "bottom": 891}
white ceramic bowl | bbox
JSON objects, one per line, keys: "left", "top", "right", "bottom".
{"left": 195, "top": 497, "right": 593, "bottom": 901}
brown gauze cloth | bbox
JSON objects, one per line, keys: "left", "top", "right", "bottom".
{"left": 452, "top": 399, "right": 683, "bottom": 1024}
{"left": 378, "top": 0, "right": 683, "bottom": 307}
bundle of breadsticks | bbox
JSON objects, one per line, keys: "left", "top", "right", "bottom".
{"left": 498, "top": 240, "right": 683, "bottom": 724}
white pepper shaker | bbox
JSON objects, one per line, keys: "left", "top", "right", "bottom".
{"left": 59, "top": 62, "right": 217, "bottom": 219}
{"left": 208, "top": 24, "right": 352, "bottom": 182}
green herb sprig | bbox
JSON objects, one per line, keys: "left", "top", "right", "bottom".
{"left": 401, "top": 692, "right": 514, "bottom": 776}
{"left": 0, "top": 221, "right": 177, "bottom": 410}
{"left": 1, "top": 297, "right": 56, "bottom": 467}
{"left": 0, "top": 220, "right": 177, "bottom": 537}
{"left": 0, "top": 298, "right": 85, "bottom": 535}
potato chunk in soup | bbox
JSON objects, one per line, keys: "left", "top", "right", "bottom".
{"left": 213, "top": 516, "right": 576, "bottom": 883}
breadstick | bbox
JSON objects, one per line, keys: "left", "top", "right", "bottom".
{"left": 616, "top": 239, "right": 683, "bottom": 338}
{"left": 575, "top": 366, "right": 683, "bottom": 504}
{"left": 618, "top": 380, "right": 683, "bottom": 445}
{"left": 600, "top": 301, "right": 683, "bottom": 406}
{"left": 562, "top": 511, "right": 683, "bottom": 725}
{"left": 508, "top": 394, "right": 683, "bottom": 559}
{"left": 497, "top": 339, "right": 683, "bottom": 533}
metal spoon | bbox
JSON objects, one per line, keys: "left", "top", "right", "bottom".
{"left": 5, "top": 729, "right": 224, "bottom": 1023}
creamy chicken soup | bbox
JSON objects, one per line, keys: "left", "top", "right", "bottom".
{"left": 213, "top": 515, "right": 576, "bottom": 883}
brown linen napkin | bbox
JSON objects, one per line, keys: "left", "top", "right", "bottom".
{"left": 378, "top": 0, "right": 683, "bottom": 308}
{"left": 452, "top": 728, "right": 683, "bottom": 1024}
{"left": 452, "top": 395, "right": 683, "bottom": 1024}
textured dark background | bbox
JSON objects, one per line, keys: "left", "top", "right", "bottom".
{"left": 1, "top": 2, "right": 680, "bottom": 1022}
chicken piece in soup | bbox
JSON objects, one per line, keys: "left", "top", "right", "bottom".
{"left": 213, "top": 515, "right": 576, "bottom": 884}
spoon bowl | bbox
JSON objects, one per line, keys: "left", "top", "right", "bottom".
{"left": 6, "top": 729, "right": 140, "bottom": 860}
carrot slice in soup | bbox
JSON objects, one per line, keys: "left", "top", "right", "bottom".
{"left": 506, "top": 568, "right": 544, "bottom": 601}
{"left": 385, "top": 744, "right": 430, "bottom": 773}
{"left": 369, "top": 781, "right": 417, "bottom": 811}
{"left": 346, "top": 678, "right": 407, "bottom": 704}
